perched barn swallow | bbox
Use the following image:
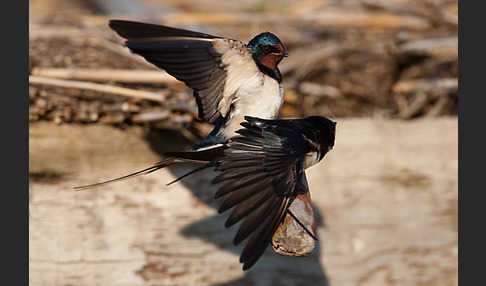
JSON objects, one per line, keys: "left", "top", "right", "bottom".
{"left": 109, "top": 20, "right": 288, "bottom": 148}
{"left": 212, "top": 115, "right": 336, "bottom": 270}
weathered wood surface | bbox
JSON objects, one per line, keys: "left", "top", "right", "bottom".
{"left": 29, "top": 118, "right": 458, "bottom": 286}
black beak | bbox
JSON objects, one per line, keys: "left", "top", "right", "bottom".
{"left": 274, "top": 51, "right": 288, "bottom": 57}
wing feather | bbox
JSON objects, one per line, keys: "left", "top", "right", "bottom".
{"left": 224, "top": 185, "right": 274, "bottom": 227}
{"left": 212, "top": 116, "right": 314, "bottom": 270}
{"left": 239, "top": 198, "right": 291, "bottom": 270}
{"left": 233, "top": 193, "right": 283, "bottom": 245}
{"left": 109, "top": 20, "right": 258, "bottom": 124}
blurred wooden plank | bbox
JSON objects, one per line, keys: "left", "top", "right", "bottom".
{"left": 399, "top": 37, "right": 458, "bottom": 57}
{"left": 131, "top": 109, "right": 170, "bottom": 123}
{"left": 393, "top": 78, "right": 458, "bottom": 94}
{"left": 80, "top": 10, "right": 430, "bottom": 30}
{"left": 300, "top": 10, "right": 430, "bottom": 30}
{"left": 29, "top": 76, "right": 167, "bottom": 103}
{"left": 393, "top": 78, "right": 457, "bottom": 119}
{"left": 31, "top": 68, "right": 180, "bottom": 85}
{"left": 88, "top": 0, "right": 173, "bottom": 16}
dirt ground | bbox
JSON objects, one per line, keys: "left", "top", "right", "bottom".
{"left": 29, "top": 117, "right": 457, "bottom": 286}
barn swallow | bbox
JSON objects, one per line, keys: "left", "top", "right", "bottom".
{"left": 76, "top": 21, "right": 330, "bottom": 271}
{"left": 74, "top": 20, "right": 289, "bottom": 189}
{"left": 108, "top": 20, "right": 288, "bottom": 148}
{"left": 75, "top": 114, "right": 336, "bottom": 270}
{"left": 212, "top": 115, "right": 336, "bottom": 270}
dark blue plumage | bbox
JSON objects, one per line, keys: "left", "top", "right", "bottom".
{"left": 211, "top": 115, "right": 336, "bottom": 270}
{"left": 248, "top": 32, "right": 287, "bottom": 60}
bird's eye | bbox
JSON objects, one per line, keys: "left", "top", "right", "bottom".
{"left": 262, "top": 45, "right": 272, "bottom": 53}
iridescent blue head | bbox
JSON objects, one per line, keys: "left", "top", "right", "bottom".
{"left": 248, "top": 32, "right": 288, "bottom": 82}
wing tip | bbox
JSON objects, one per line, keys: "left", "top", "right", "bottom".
{"left": 242, "top": 263, "right": 252, "bottom": 271}
{"left": 108, "top": 19, "right": 135, "bottom": 36}
{"left": 240, "top": 251, "right": 260, "bottom": 271}
{"left": 108, "top": 19, "right": 122, "bottom": 28}
{"left": 108, "top": 18, "right": 219, "bottom": 40}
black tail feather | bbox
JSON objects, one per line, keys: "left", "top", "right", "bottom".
{"left": 73, "top": 158, "right": 175, "bottom": 191}
{"left": 166, "top": 162, "right": 213, "bottom": 186}
{"left": 74, "top": 145, "right": 226, "bottom": 190}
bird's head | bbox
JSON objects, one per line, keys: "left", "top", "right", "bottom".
{"left": 248, "top": 32, "right": 288, "bottom": 72}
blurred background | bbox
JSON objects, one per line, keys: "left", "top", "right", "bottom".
{"left": 29, "top": 0, "right": 457, "bottom": 285}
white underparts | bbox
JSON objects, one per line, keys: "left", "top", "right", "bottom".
{"left": 221, "top": 74, "right": 284, "bottom": 138}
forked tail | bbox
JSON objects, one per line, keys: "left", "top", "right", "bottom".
{"left": 73, "top": 145, "right": 226, "bottom": 190}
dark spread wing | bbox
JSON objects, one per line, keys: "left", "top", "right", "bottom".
{"left": 109, "top": 20, "right": 253, "bottom": 123}
{"left": 108, "top": 20, "right": 218, "bottom": 39}
{"left": 212, "top": 116, "right": 312, "bottom": 270}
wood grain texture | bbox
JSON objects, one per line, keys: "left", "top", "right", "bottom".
{"left": 29, "top": 118, "right": 457, "bottom": 286}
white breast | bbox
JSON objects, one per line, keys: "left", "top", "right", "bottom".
{"left": 240, "top": 75, "right": 283, "bottom": 119}
{"left": 221, "top": 74, "right": 284, "bottom": 138}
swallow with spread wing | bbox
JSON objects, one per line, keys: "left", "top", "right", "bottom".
{"left": 75, "top": 115, "right": 336, "bottom": 270}
{"left": 75, "top": 20, "right": 289, "bottom": 189}
{"left": 109, "top": 19, "right": 288, "bottom": 147}
{"left": 212, "top": 116, "right": 336, "bottom": 270}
